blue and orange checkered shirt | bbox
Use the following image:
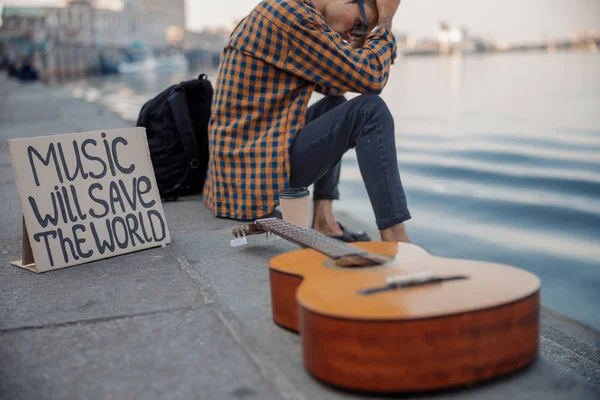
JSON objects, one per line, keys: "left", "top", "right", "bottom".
{"left": 203, "top": 0, "right": 397, "bottom": 220}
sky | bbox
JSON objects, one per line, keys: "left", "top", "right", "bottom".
{"left": 4, "top": 0, "right": 600, "bottom": 41}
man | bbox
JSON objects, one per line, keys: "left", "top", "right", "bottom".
{"left": 204, "top": 0, "right": 411, "bottom": 243}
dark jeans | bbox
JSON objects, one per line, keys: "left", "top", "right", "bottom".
{"left": 289, "top": 94, "right": 411, "bottom": 231}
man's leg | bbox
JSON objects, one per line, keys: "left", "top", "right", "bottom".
{"left": 303, "top": 96, "right": 345, "bottom": 236}
{"left": 289, "top": 94, "right": 411, "bottom": 242}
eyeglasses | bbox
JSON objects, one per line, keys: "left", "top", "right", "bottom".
{"left": 349, "top": 0, "right": 369, "bottom": 40}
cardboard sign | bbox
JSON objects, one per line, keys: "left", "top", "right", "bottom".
{"left": 8, "top": 127, "right": 171, "bottom": 273}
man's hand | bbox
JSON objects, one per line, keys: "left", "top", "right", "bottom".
{"left": 377, "top": 0, "right": 401, "bottom": 30}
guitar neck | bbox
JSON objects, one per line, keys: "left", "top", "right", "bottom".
{"left": 255, "top": 218, "right": 365, "bottom": 259}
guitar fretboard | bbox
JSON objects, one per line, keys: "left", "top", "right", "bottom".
{"left": 255, "top": 218, "right": 365, "bottom": 259}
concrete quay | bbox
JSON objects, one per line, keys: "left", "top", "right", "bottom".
{"left": 0, "top": 76, "right": 598, "bottom": 399}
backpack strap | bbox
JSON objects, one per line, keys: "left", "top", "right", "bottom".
{"left": 166, "top": 87, "right": 200, "bottom": 197}
{"left": 168, "top": 87, "right": 200, "bottom": 170}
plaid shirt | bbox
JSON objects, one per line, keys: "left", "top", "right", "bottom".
{"left": 204, "top": 0, "right": 397, "bottom": 220}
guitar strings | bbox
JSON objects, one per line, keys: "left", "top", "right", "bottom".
{"left": 259, "top": 218, "right": 364, "bottom": 257}
{"left": 258, "top": 219, "right": 437, "bottom": 280}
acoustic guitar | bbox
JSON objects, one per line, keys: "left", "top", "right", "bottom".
{"left": 231, "top": 218, "right": 541, "bottom": 393}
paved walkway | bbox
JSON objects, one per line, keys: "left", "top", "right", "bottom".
{"left": 0, "top": 76, "right": 598, "bottom": 399}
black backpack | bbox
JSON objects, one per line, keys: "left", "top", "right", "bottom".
{"left": 136, "top": 74, "right": 213, "bottom": 200}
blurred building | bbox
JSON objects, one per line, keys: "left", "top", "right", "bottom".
{"left": 183, "top": 28, "right": 228, "bottom": 52}
{"left": 127, "top": 0, "right": 186, "bottom": 44}
{"left": 437, "top": 21, "right": 469, "bottom": 45}
{"left": 57, "top": 0, "right": 123, "bottom": 10}
{"left": 0, "top": 0, "right": 186, "bottom": 48}
{"left": 436, "top": 21, "right": 489, "bottom": 55}
{"left": 183, "top": 28, "right": 229, "bottom": 70}
{"left": 394, "top": 21, "right": 492, "bottom": 56}
{"left": 0, "top": 0, "right": 188, "bottom": 79}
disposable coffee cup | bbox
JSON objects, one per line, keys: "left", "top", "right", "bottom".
{"left": 278, "top": 187, "right": 310, "bottom": 228}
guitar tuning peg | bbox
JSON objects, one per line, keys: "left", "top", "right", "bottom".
{"left": 266, "top": 231, "right": 281, "bottom": 241}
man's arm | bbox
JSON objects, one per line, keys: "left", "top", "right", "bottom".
{"left": 315, "top": 84, "right": 346, "bottom": 96}
{"left": 282, "top": 0, "right": 402, "bottom": 95}
{"left": 377, "top": 0, "right": 401, "bottom": 31}
{"left": 314, "top": 37, "right": 366, "bottom": 96}
{"left": 284, "top": 26, "right": 396, "bottom": 94}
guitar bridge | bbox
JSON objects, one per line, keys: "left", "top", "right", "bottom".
{"left": 386, "top": 271, "right": 436, "bottom": 285}
{"left": 360, "top": 273, "right": 468, "bottom": 295}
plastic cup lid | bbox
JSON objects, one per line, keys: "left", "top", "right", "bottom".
{"left": 278, "top": 187, "right": 310, "bottom": 199}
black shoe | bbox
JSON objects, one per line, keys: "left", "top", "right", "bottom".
{"left": 328, "top": 223, "right": 371, "bottom": 243}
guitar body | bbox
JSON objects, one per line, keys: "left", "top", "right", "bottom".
{"left": 268, "top": 241, "right": 540, "bottom": 393}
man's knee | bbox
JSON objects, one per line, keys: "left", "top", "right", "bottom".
{"left": 356, "top": 94, "right": 388, "bottom": 111}
{"left": 356, "top": 94, "right": 393, "bottom": 123}
{"left": 353, "top": 94, "right": 394, "bottom": 137}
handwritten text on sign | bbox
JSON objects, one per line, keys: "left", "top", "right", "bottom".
{"left": 9, "top": 127, "right": 171, "bottom": 272}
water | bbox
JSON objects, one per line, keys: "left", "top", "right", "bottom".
{"left": 67, "top": 51, "right": 600, "bottom": 331}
